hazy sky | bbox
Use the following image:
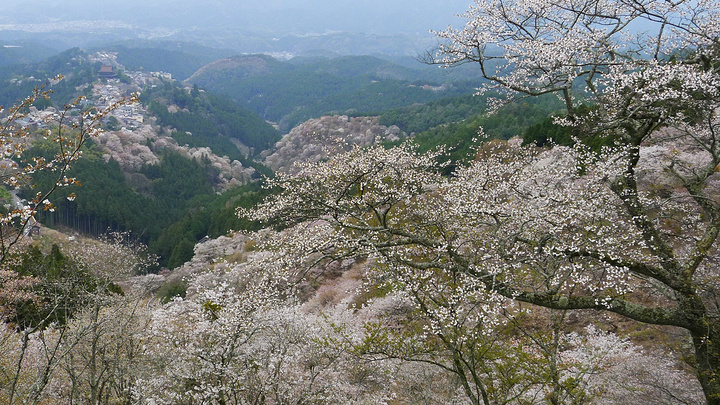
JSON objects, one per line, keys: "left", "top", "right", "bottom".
{"left": 0, "top": 0, "right": 472, "bottom": 35}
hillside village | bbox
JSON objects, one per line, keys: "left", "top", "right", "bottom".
{"left": 14, "top": 57, "right": 153, "bottom": 130}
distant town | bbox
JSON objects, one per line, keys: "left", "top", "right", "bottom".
{"left": 11, "top": 51, "right": 178, "bottom": 131}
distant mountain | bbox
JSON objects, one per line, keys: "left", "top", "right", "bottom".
{"left": 103, "top": 42, "right": 236, "bottom": 81}
{"left": 0, "top": 1, "right": 471, "bottom": 56}
{"left": 0, "top": 47, "right": 98, "bottom": 108}
{"left": 187, "top": 55, "right": 286, "bottom": 83}
{"left": 0, "top": 0, "right": 470, "bottom": 36}
{"left": 143, "top": 80, "right": 281, "bottom": 156}
{"left": 0, "top": 40, "right": 59, "bottom": 67}
{"left": 186, "top": 54, "right": 478, "bottom": 132}
{"left": 185, "top": 54, "right": 428, "bottom": 85}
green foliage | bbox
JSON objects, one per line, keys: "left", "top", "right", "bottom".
{"left": 143, "top": 81, "right": 280, "bottom": 155}
{"left": 522, "top": 106, "right": 619, "bottom": 150}
{"left": 32, "top": 95, "right": 54, "bottom": 110}
{"left": 107, "top": 42, "right": 234, "bottom": 81}
{"left": 157, "top": 278, "right": 188, "bottom": 303}
{"left": 409, "top": 95, "right": 565, "bottom": 171}
{"left": 151, "top": 182, "right": 271, "bottom": 268}
{"left": 0, "top": 185, "right": 12, "bottom": 202}
{"left": 166, "top": 239, "right": 196, "bottom": 270}
{"left": 378, "top": 93, "right": 490, "bottom": 134}
{"left": 104, "top": 116, "right": 121, "bottom": 131}
{"left": 186, "top": 54, "right": 477, "bottom": 132}
{"left": 9, "top": 244, "right": 108, "bottom": 329}
{"left": 140, "top": 151, "right": 215, "bottom": 211}
{"left": 522, "top": 116, "right": 575, "bottom": 147}
{"left": 116, "top": 69, "right": 132, "bottom": 84}
{"left": 151, "top": 210, "right": 209, "bottom": 268}
{"left": 206, "top": 182, "right": 273, "bottom": 237}
{"left": 0, "top": 48, "right": 98, "bottom": 109}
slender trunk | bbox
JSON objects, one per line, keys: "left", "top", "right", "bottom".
{"left": 548, "top": 327, "right": 561, "bottom": 405}
{"left": 692, "top": 329, "right": 720, "bottom": 405}
{"left": 89, "top": 303, "right": 100, "bottom": 405}
{"left": 678, "top": 291, "right": 720, "bottom": 405}
{"left": 452, "top": 351, "right": 486, "bottom": 405}
{"left": 8, "top": 330, "right": 31, "bottom": 405}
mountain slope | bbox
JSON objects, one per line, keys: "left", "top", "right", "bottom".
{"left": 186, "top": 54, "right": 477, "bottom": 132}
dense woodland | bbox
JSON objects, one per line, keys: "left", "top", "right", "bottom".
{"left": 0, "top": 46, "right": 561, "bottom": 271}
{"left": 109, "top": 41, "right": 236, "bottom": 81}
{"left": 143, "top": 82, "right": 280, "bottom": 155}
{"left": 1, "top": 0, "right": 720, "bottom": 403}
{"left": 186, "top": 54, "right": 480, "bottom": 131}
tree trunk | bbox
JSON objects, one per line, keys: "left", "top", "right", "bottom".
{"left": 692, "top": 329, "right": 720, "bottom": 405}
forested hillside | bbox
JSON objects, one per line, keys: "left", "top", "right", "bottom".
{"left": 0, "top": 47, "right": 280, "bottom": 269}
{"left": 106, "top": 41, "right": 236, "bottom": 81}
{"left": 0, "top": 48, "right": 98, "bottom": 109}
{"left": 186, "top": 54, "right": 479, "bottom": 131}
{"left": 2, "top": 0, "right": 719, "bottom": 402}
{"left": 25, "top": 143, "right": 266, "bottom": 269}
{"left": 143, "top": 81, "right": 280, "bottom": 156}
{"left": 0, "top": 40, "right": 58, "bottom": 67}
{"left": 0, "top": 46, "right": 575, "bottom": 271}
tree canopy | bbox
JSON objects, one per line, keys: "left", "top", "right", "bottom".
{"left": 243, "top": 0, "right": 720, "bottom": 403}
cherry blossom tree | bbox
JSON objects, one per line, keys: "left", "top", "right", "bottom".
{"left": 432, "top": 0, "right": 720, "bottom": 401}
{"left": 432, "top": 0, "right": 720, "bottom": 121}
{"left": 0, "top": 231, "right": 155, "bottom": 404}
{"left": 349, "top": 291, "right": 551, "bottom": 405}
{"left": 50, "top": 233, "right": 157, "bottom": 404}
{"left": 243, "top": 0, "right": 720, "bottom": 402}
{"left": 559, "top": 325, "right": 703, "bottom": 404}
{"left": 53, "top": 293, "right": 154, "bottom": 405}
{"left": 243, "top": 135, "right": 716, "bottom": 403}
{"left": 0, "top": 82, "right": 136, "bottom": 352}
{"left": 0, "top": 82, "right": 136, "bottom": 262}
{"left": 137, "top": 256, "right": 363, "bottom": 404}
